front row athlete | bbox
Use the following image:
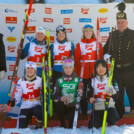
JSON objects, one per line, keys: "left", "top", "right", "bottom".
{"left": 8, "top": 62, "right": 43, "bottom": 129}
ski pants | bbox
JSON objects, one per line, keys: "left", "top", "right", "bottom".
{"left": 17, "top": 105, "right": 42, "bottom": 128}
{"left": 55, "top": 101, "right": 75, "bottom": 128}
{"left": 88, "top": 108, "right": 120, "bottom": 128}
{"left": 114, "top": 66, "right": 134, "bottom": 118}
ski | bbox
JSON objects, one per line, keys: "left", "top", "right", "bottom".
{"left": 46, "top": 29, "right": 53, "bottom": 117}
{"left": 72, "top": 61, "right": 85, "bottom": 133}
{"left": 42, "top": 56, "right": 48, "bottom": 134}
{"left": 9, "top": 0, "right": 33, "bottom": 97}
{"left": 101, "top": 58, "right": 115, "bottom": 134}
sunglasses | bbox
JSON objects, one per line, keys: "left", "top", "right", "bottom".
{"left": 84, "top": 24, "right": 93, "bottom": 29}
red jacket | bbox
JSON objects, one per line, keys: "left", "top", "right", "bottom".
{"left": 74, "top": 38, "right": 103, "bottom": 79}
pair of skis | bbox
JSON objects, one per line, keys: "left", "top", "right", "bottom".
{"left": 0, "top": 0, "right": 33, "bottom": 134}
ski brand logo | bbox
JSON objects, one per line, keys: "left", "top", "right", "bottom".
{"left": 34, "top": 47, "right": 43, "bottom": 52}
{"left": 26, "top": 26, "right": 36, "bottom": 33}
{"left": 6, "top": 37, "right": 17, "bottom": 42}
{"left": 44, "top": 18, "right": 53, "bottom": 23}
{"left": 58, "top": 45, "right": 66, "bottom": 51}
{"left": 45, "top": 7, "right": 52, "bottom": 14}
{"left": 66, "top": 28, "right": 72, "bottom": 33}
{"left": 5, "top": 17, "right": 17, "bottom": 24}
{"left": 26, "top": 36, "right": 34, "bottom": 42}
{"left": 26, "top": 83, "right": 35, "bottom": 90}
{"left": 98, "top": 8, "right": 108, "bottom": 13}
{"left": 8, "top": 26, "right": 15, "bottom": 33}
{"left": 8, "top": 46, "right": 16, "bottom": 52}
{"left": 9, "top": 65, "right": 15, "bottom": 71}
{"left": 99, "top": 17, "right": 107, "bottom": 24}
{"left": 79, "top": 18, "right": 91, "bottom": 23}
{"left": 81, "top": 8, "right": 89, "bottom": 14}
{"left": 63, "top": 84, "right": 76, "bottom": 89}
{"left": 61, "top": 9, "right": 73, "bottom": 14}
{"left": 101, "top": 36, "right": 108, "bottom": 43}
{"left": 63, "top": 18, "right": 70, "bottom": 24}
{"left": 100, "top": 27, "right": 110, "bottom": 32}
{"left": 5, "top": 8, "right": 18, "bottom": 13}
{"left": 25, "top": 8, "right": 35, "bottom": 13}
{"left": 85, "top": 45, "right": 93, "bottom": 52}
{"left": 45, "top": 36, "right": 55, "bottom": 43}
{"left": 97, "top": 83, "right": 106, "bottom": 90}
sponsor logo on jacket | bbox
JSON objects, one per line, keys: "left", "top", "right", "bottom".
{"left": 58, "top": 45, "right": 66, "bottom": 51}
{"left": 101, "top": 36, "right": 108, "bottom": 43}
{"left": 7, "top": 26, "right": 15, "bottom": 33}
{"left": 25, "top": 8, "right": 35, "bottom": 13}
{"left": 63, "top": 18, "right": 70, "bottom": 24}
{"left": 34, "top": 47, "right": 43, "bottom": 53}
{"left": 66, "top": 28, "right": 72, "bottom": 33}
{"left": 81, "top": 8, "right": 89, "bottom": 14}
{"left": 26, "top": 26, "right": 36, "bottom": 33}
{"left": 99, "top": 17, "right": 107, "bottom": 24}
{"left": 8, "top": 46, "right": 16, "bottom": 52}
{"left": 79, "top": 18, "right": 91, "bottom": 22}
{"left": 26, "top": 83, "right": 35, "bottom": 90}
{"left": 97, "top": 83, "right": 106, "bottom": 90}
{"left": 5, "top": 17, "right": 17, "bottom": 24}
{"left": 85, "top": 45, "right": 93, "bottom": 52}
{"left": 9, "top": 65, "right": 15, "bottom": 71}
{"left": 44, "top": 18, "right": 53, "bottom": 23}
{"left": 6, "top": 37, "right": 17, "bottom": 42}
{"left": 100, "top": 27, "right": 110, "bottom": 32}
{"left": 98, "top": 8, "right": 108, "bottom": 13}
{"left": 45, "top": 7, "right": 52, "bottom": 14}
{"left": 5, "top": 8, "right": 18, "bottom": 13}
{"left": 61, "top": 9, "right": 73, "bottom": 14}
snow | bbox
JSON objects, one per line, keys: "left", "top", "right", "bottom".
{"left": 2, "top": 125, "right": 134, "bottom": 134}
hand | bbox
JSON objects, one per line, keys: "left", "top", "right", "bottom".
{"left": 77, "top": 89, "right": 83, "bottom": 95}
{"left": 0, "top": 71, "right": 6, "bottom": 80}
{"left": 103, "top": 54, "right": 111, "bottom": 61}
{"left": 90, "top": 97, "right": 95, "bottom": 104}
{"left": 61, "top": 96, "right": 68, "bottom": 102}
{"left": 7, "top": 99, "right": 15, "bottom": 107}
{"left": 103, "top": 90, "right": 112, "bottom": 96}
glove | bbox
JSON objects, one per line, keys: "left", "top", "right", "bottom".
{"left": 7, "top": 99, "right": 15, "bottom": 107}
{"left": 0, "top": 71, "right": 6, "bottom": 80}
{"left": 103, "top": 54, "right": 111, "bottom": 61}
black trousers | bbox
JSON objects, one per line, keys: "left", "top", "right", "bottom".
{"left": 114, "top": 66, "right": 134, "bottom": 118}
{"left": 55, "top": 101, "right": 75, "bottom": 128}
{"left": 88, "top": 108, "right": 120, "bottom": 128}
{"left": 18, "top": 105, "right": 42, "bottom": 128}
{"left": 80, "top": 78, "right": 91, "bottom": 115}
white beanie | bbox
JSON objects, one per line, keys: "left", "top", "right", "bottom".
{"left": 36, "top": 27, "right": 45, "bottom": 35}
{"left": 26, "top": 61, "right": 36, "bottom": 70}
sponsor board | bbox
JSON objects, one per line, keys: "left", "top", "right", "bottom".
{"left": 25, "top": 8, "right": 35, "bottom": 13}
{"left": 99, "top": 17, "right": 107, "bottom": 24}
{"left": 5, "top": 17, "right": 17, "bottom": 24}
{"left": 6, "top": 37, "right": 17, "bottom": 42}
{"left": 98, "top": 8, "right": 108, "bottom": 13}
{"left": 8, "top": 46, "right": 16, "bottom": 53}
{"left": 79, "top": 18, "right": 91, "bottom": 22}
{"left": 6, "top": 57, "right": 16, "bottom": 61}
{"left": 81, "top": 8, "right": 89, "bottom": 14}
{"left": 0, "top": 104, "right": 8, "bottom": 112}
{"left": 26, "top": 36, "right": 34, "bottom": 42}
{"left": 45, "top": 36, "right": 55, "bottom": 43}
{"left": 63, "top": 18, "right": 70, "bottom": 24}
{"left": 61, "top": 9, "right": 73, "bottom": 14}
{"left": 45, "top": 7, "right": 52, "bottom": 14}
{"left": 66, "top": 28, "right": 72, "bottom": 33}
{"left": 7, "top": 26, "right": 15, "bottom": 33}
{"left": 44, "top": 18, "right": 53, "bottom": 23}
{"left": 100, "top": 27, "right": 110, "bottom": 32}
{"left": 8, "top": 75, "right": 18, "bottom": 80}
{"left": 23, "top": 19, "right": 36, "bottom": 22}
{"left": 26, "top": 26, "right": 36, "bottom": 33}
{"left": 9, "top": 65, "right": 15, "bottom": 71}
{"left": 101, "top": 36, "right": 108, "bottom": 43}
{"left": 5, "top": 8, "right": 18, "bottom": 13}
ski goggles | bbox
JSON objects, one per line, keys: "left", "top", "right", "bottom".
{"left": 56, "top": 25, "right": 66, "bottom": 33}
{"left": 84, "top": 24, "right": 93, "bottom": 29}
{"left": 63, "top": 59, "right": 74, "bottom": 68}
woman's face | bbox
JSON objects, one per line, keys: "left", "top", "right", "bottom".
{"left": 36, "top": 32, "right": 45, "bottom": 41}
{"left": 26, "top": 67, "right": 36, "bottom": 78}
{"left": 96, "top": 64, "right": 106, "bottom": 76}
{"left": 63, "top": 66, "right": 73, "bottom": 76}
{"left": 57, "top": 31, "right": 66, "bottom": 41}
{"left": 84, "top": 30, "right": 93, "bottom": 39}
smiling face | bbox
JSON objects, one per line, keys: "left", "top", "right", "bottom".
{"left": 26, "top": 67, "right": 36, "bottom": 78}
{"left": 63, "top": 66, "right": 74, "bottom": 76}
{"left": 96, "top": 64, "right": 107, "bottom": 77}
{"left": 117, "top": 19, "right": 128, "bottom": 32}
{"left": 57, "top": 31, "right": 66, "bottom": 41}
{"left": 84, "top": 30, "right": 93, "bottom": 39}
{"left": 35, "top": 32, "right": 45, "bottom": 41}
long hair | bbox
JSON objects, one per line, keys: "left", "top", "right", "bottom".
{"left": 82, "top": 30, "right": 96, "bottom": 39}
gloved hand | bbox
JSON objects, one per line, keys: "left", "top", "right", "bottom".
{"left": 7, "top": 99, "right": 15, "bottom": 107}
{"left": 103, "top": 54, "right": 111, "bottom": 61}
{"left": 0, "top": 71, "right": 6, "bottom": 80}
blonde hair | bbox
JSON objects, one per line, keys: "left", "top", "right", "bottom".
{"left": 82, "top": 28, "right": 95, "bottom": 39}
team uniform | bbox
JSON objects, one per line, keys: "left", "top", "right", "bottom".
{"left": 74, "top": 38, "right": 103, "bottom": 114}
{"left": 53, "top": 72, "right": 80, "bottom": 128}
{"left": 87, "top": 75, "right": 120, "bottom": 128}
{"left": 51, "top": 40, "right": 74, "bottom": 86}
{"left": 14, "top": 76, "right": 42, "bottom": 128}
{"left": 21, "top": 38, "right": 47, "bottom": 77}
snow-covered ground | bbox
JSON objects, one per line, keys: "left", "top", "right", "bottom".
{"left": 2, "top": 125, "right": 134, "bottom": 134}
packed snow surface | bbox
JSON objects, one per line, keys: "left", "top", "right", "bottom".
{"left": 2, "top": 125, "right": 134, "bottom": 134}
